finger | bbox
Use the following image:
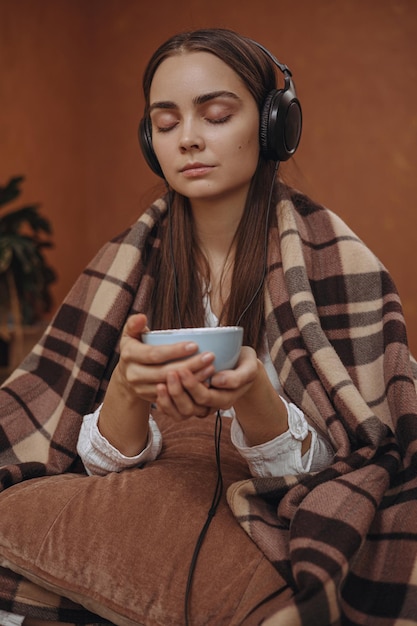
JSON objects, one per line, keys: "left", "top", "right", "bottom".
{"left": 123, "top": 315, "right": 202, "bottom": 365}
{"left": 177, "top": 368, "right": 213, "bottom": 405}
{"left": 122, "top": 337, "right": 202, "bottom": 373}
{"left": 178, "top": 368, "right": 249, "bottom": 412}
{"left": 155, "top": 383, "right": 185, "bottom": 421}
{"left": 144, "top": 347, "right": 215, "bottom": 373}
{"left": 155, "top": 381, "right": 210, "bottom": 420}
{"left": 157, "top": 372, "right": 211, "bottom": 419}
{"left": 124, "top": 313, "right": 148, "bottom": 339}
{"left": 210, "top": 347, "right": 258, "bottom": 389}
{"left": 164, "top": 370, "right": 200, "bottom": 417}
{"left": 118, "top": 346, "right": 209, "bottom": 400}
{"left": 178, "top": 360, "right": 215, "bottom": 383}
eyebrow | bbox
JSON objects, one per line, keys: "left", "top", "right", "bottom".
{"left": 149, "top": 90, "right": 240, "bottom": 112}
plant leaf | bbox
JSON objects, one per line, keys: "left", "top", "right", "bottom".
{"left": 0, "top": 176, "right": 24, "bottom": 209}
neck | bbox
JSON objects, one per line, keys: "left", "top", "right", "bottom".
{"left": 190, "top": 198, "right": 244, "bottom": 256}
{"left": 189, "top": 200, "right": 245, "bottom": 320}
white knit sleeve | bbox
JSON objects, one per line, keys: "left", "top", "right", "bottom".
{"left": 230, "top": 396, "right": 334, "bottom": 477}
{"left": 0, "top": 611, "right": 25, "bottom": 626}
{"left": 76, "top": 404, "right": 162, "bottom": 476}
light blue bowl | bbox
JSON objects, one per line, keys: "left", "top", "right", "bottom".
{"left": 142, "top": 326, "right": 243, "bottom": 372}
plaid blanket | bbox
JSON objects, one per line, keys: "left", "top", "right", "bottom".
{"left": 1, "top": 190, "right": 416, "bottom": 624}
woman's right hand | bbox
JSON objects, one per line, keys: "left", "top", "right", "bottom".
{"left": 115, "top": 314, "right": 216, "bottom": 403}
{"left": 97, "top": 314, "right": 216, "bottom": 456}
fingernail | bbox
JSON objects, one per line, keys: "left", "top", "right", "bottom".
{"left": 201, "top": 352, "right": 214, "bottom": 363}
{"left": 185, "top": 342, "right": 198, "bottom": 352}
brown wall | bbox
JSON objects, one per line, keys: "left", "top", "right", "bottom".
{"left": 1, "top": 0, "right": 417, "bottom": 352}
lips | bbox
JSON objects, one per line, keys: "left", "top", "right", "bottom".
{"left": 181, "top": 162, "right": 207, "bottom": 171}
{"left": 180, "top": 162, "right": 214, "bottom": 176}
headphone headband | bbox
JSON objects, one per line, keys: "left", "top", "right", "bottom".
{"left": 247, "top": 39, "right": 292, "bottom": 76}
{"left": 139, "top": 38, "right": 302, "bottom": 177}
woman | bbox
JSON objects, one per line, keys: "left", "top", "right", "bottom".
{"left": 0, "top": 28, "right": 416, "bottom": 626}
{"left": 76, "top": 29, "right": 333, "bottom": 479}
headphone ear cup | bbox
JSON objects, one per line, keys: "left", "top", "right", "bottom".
{"left": 138, "top": 117, "right": 165, "bottom": 178}
{"left": 260, "top": 85, "right": 302, "bottom": 162}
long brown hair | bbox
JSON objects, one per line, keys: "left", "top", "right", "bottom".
{"left": 143, "top": 28, "right": 280, "bottom": 350}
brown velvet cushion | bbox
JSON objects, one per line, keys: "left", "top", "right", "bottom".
{"left": 0, "top": 415, "right": 291, "bottom": 625}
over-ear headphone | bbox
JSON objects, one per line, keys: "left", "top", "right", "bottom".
{"left": 138, "top": 38, "right": 302, "bottom": 178}
{"left": 251, "top": 40, "right": 302, "bottom": 163}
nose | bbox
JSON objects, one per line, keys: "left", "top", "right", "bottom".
{"left": 179, "top": 118, "right": 204, "bottom": 153}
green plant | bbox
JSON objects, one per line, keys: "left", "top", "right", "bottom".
{"left": 0, "top": 176, "right": 56, "bottom": 331}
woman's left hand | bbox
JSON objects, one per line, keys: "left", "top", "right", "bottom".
{"left": 154, "top": 346, "right": 258, "bottom": 420}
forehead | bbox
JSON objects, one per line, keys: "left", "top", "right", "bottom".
{"left": 149, "top": 51, "right": 251, "bottom": 102}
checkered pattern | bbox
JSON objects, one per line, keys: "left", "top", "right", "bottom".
{"left": 1, "top": 190, "right": 416, "bottom": 624}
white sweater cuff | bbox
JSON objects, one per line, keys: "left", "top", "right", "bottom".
{"left": 77, "top": 404, "right": 162, "bottom": 476}
{"left": 0, "top": 612, "right": 25, "bottom": 626}
{"left": 230, "top": 397, "right": 329, "bottom": 477}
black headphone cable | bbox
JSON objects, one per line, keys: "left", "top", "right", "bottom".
{"left": 184, "top": 409, "right": 223, "bottom": 626}
{"left": 181, "top": 160, "right": 279, "bottom": 625}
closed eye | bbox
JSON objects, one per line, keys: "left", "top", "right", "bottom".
{"left": 155, "top": 114, "right": 232, "bottom": 132}
{"left": 155, "top": 123, "right": 178, "bottom": 133}
{"left": 206, "top": 114, "right": 232, "bottom": 125}
{"left": 149, "top": 91, "right": 240, "bottom": 133}
{"left": 151, "top": 110, "right": 179, "bottom": 133}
